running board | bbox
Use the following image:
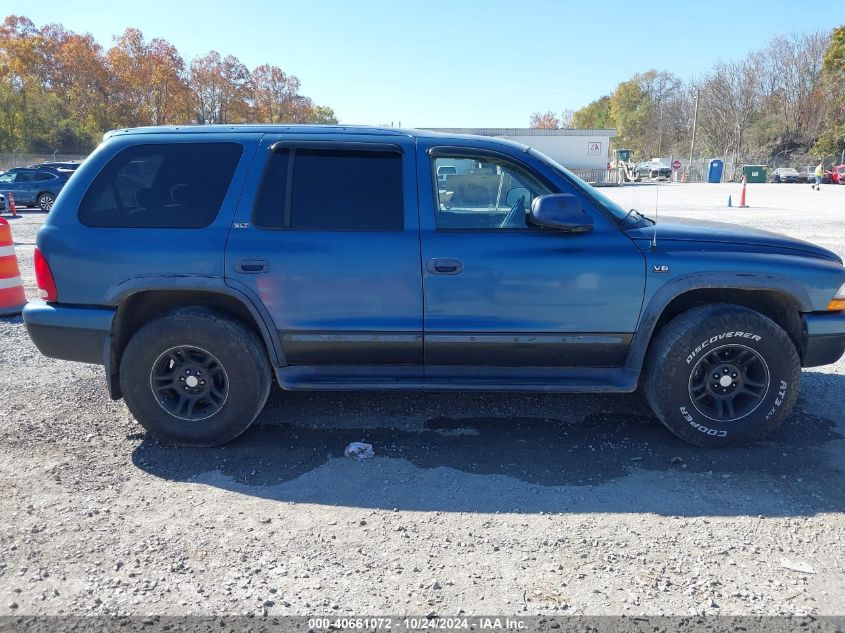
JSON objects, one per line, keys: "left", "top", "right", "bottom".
{"left": 275, "top": 365, "right": 639, "bottom": 393}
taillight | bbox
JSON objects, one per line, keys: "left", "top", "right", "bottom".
{"left": 34, "top": 247, "right": 57, "bottom": 302}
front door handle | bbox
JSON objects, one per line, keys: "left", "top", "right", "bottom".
{"left": 427, "top": 257, "right": 463, "bottom": 275}
{"left": 237, "top": 258, "right": 270, "bottom": 273}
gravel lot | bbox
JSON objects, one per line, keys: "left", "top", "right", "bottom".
{"left": 1, "top": 183, "right": 844, "bottom": 618}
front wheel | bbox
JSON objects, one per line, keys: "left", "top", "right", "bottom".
{"left": 119, "top": 308, "right": 272, "bottom": 446}
{"left": 643, "top": 304, "right": 801, "bottom": 447}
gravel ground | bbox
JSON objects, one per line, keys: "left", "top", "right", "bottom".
{"left": 1, "top": 183, "right": 844, "bottom": 618}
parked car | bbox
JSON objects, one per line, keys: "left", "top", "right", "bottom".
{"left": 828, "top": 164, "right": 845, "bottom": 184}
{"left": 635, "top": 162, "right": 671, "bottom": 180}
{"left": 28, "top": 161, "right": 83, "bottom": 172}
{"left": 769, "top": 167, "right": 803, "bottom": 183}
{"left": 436, "top": 164, "right": 458, "bottom": 189}
{"left": 799, "top": 168, "right": 833, "bottom": 184}
{"left": 0, "top": 167, "right": 70, "bottom": 210}
{"left": 21, "top": 125, "right": 845, "bottom": 449}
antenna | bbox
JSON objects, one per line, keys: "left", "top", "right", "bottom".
{"left": 651, "top": 162, "right": 659, "bottom": 250}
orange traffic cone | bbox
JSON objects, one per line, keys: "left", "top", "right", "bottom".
{"left": 737, "top": 175, "right": 748, "bottom": 208}
{"left": 0, "top": 217, "right": 26, "bottom": 316}
{"left": 6, "top": 192, "right": 17, "bottom": 217}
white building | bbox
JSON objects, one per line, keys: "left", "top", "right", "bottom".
{"left": 423, "top": 127, "right": 617, "bottom": 171}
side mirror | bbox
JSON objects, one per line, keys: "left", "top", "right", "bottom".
{"left": 528, "top": 194, "right": 594, "bottom": 233}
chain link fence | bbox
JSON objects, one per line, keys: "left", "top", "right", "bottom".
{"left": 0, "top": 151, "right": 89, "bottom": 172}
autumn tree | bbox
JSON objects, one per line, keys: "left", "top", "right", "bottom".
{"left": 0, "top": 14, "right": 341, "bottom": 151}
{"left": 251, "top": 64, "right": 299, "bottom": 123}
{"left": 190, "top": 51, "right": 252, "bottom": 124}
{"left": 39, "top": 25, "right": 112, "bottom": 134}
{"left": 107, "top": 28, "right": 192, "bottom": 126}
{"left": 529, "top": 110, "right": 560, "bottom": 129}
{"left": 0, "top": 16, "right": 43, "bottom": 148}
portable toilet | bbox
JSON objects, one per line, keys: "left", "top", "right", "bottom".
{"left": 742, "top": 165, "right": 767, "bottom": 183}
{"left": 707, "top": 159, "right": 724, "bottom": 183}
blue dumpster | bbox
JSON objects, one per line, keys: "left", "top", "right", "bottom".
{"left": 707, "top": 159, "right": 724, "bottom": 183}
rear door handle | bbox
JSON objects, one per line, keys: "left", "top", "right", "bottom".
{"left": 237, "top": 258, "right": 270, "bottom": 273}
{"left": 426, "top": 257, "right": 463, "bottom": 275}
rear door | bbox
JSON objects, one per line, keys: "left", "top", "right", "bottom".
{"left": 226, "top": 135, "right": 423, "bottom": 365}
{"left": 26, "top": 171, "right": 60, "bottom": 202}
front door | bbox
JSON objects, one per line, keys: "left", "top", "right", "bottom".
{"left": 0, "top": 172, "right": 26, "bottom": 205}
{"left": 226, "top": 135, "right": 423, "bottom": 365}
{"left": 418, "top": 143, "right": 646, "bottom": 367}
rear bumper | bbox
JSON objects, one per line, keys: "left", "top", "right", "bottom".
{"left": 802, "top": 311, "right": 845, "bottom": 367}
{"left": 22, "top": 302, "right": 114, "bottom": 365}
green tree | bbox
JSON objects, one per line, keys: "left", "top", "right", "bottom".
{"left": 610, "top": 75, "right": 653, "bottom": 155}
{"left": 311, "top": 105, "right": 338, "bottom": 124}
{"left": 572, "top": 95, "right": 614, "bottom": 129}
{"left": 812, "top": 25, "right": 845, "bottom": 160}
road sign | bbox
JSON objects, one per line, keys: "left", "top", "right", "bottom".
{"left": 672, "top": 159, "right": 681, "bottom": 170}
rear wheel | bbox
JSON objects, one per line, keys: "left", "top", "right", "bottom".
{"left": 37, "top": 192, "right": 55, "bottom": 211}
{"left": 643, "top": 304, "right": 800, "bottom": 447}
{"left": 119, "top": 307, "right": 272, "bottom": 446}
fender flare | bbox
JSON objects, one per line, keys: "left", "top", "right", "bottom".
{"left": 104, "top": 274, "right": 286, "bottom": 368}
{"left": 625, "top": 272, "right": 811, "bottom": 373}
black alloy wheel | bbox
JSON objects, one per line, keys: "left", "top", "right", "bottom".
{"left": 687, "top": 344, "right": 770, "bottom": 422}
{"left": 149, "top": 345, "right": 229, "bottom": 421}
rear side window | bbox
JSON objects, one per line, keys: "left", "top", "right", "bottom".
{"left": 253, "top": 147, "right": 403, "bottom": 230}
{"left": 78, "top": 142, "right": 243, "bottom": 228}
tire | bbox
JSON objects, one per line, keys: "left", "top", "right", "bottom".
{"left": 119, "top": 307, "right": 272, "bottom": 446}
{"left": 37, "top": 192, "right": 55, "bottom": 211}
{"left": 642, "top": 304, "right": 800, "bottom": 447}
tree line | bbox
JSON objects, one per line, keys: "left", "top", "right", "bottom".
{"left": 531, "top": 26, "right": 845, "bottom": 169}
{"left": 0, "top": 15, "right": 338, "bottom": 153}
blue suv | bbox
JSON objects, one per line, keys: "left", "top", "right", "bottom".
{"left": 21, "top": 125, "right": 845, "bottom": 447}
{"left": 0, "top": 167, "right": 70, "bottom": 211}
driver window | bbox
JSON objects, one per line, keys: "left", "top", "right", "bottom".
{"left": 432, "top": 154, "right": 551, "bottom": 229}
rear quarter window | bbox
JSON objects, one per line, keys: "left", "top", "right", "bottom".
{"left": 78, "top": 142, "right": 243, "bottom": 228}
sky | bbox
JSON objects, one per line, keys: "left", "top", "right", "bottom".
{"left": 12, "top": 0, "right": 839, "bottom": 128}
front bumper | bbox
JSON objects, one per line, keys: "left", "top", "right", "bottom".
{"left": 22, "top": 302, "right": 115, "bottom": 365}
{"left": 802, "top": 311, "right": 845, "bottom": 367}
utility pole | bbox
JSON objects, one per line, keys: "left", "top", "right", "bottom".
{"left": 688, "top": 89, "right": 699, "bottom": 168}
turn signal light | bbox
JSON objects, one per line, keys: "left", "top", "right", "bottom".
{"left": 829, "top": 282, "right": 845, "bottom": 311}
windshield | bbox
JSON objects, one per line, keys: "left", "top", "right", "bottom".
{"left": 527, "top": 147, "right": 637, "bottom": 222}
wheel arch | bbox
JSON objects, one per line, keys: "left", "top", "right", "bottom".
{"left": 105, "top": 277, "right": 285, "bottom": 399}
{"left": 626, "top": 275, "right": 810, "bottom": 375}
